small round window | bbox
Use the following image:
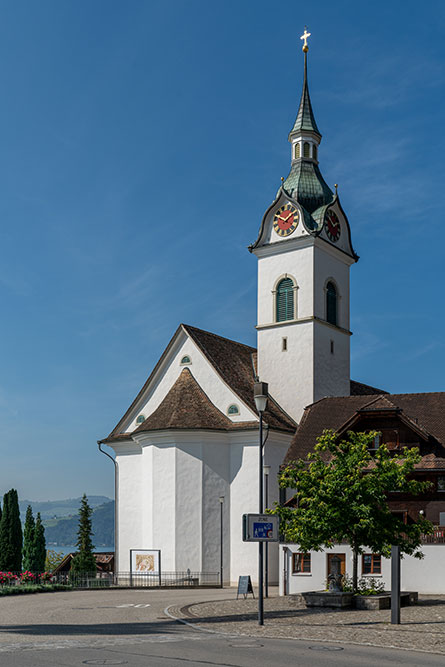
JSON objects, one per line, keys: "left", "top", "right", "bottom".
{"left": 227, "top": 404, "right": 240, "bottom": 416}
{"left": 136, "top": 414, "right": 145, "bottom": 424}
{"left": 180, "top": 355, "right": 191, "bottom": 365}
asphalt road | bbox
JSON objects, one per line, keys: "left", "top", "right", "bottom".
{"left": 0, "top": 588, "right": 443, "bottom": 666}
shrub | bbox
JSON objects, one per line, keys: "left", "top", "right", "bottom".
{"left": 357, "top": 576, "right": 385, "bottom": 596}
{"left": 0, "top": 571, "right": 18, "bottom": 585}
{"left": 0, "top": 583, "right": 72, "bottom": 596}
{"left": 20, "top": 571, "right": 36, "bottom": 583}
{"left": 340, "top": 573, "right": 385, "bottom": 595}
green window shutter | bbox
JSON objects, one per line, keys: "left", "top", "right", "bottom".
{"left": 326, "top": 282, "right": 337, "bottom": 325}
{"left": 276, "top": 278, "right": 294, "bottom": 322}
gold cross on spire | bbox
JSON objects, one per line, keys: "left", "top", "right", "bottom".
{"left": 300, "top": 27, "right": 311, "bottom": 52}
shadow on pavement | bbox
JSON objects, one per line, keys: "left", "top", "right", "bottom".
{"left": 0, "top": 618, "right": 182, "bottom": 637}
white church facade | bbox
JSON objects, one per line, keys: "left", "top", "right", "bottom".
{"left": 99, "top": 39, "right": 445, "bottom": 587}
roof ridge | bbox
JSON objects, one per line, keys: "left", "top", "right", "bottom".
{"left": 360, "top": 394, "right": 397, "bottom": 410}
{"left": 182, "top": 324, "right": 256, "bottom": 352}
{"left": 388, "top": 391, "right": 445, "bottom": 398}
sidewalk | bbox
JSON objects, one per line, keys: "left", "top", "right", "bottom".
{"left": 170, "top": 590, "right": 445, "bottom": 655}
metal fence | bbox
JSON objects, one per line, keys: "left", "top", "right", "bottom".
{"left": 72, "top": 571, "right": 219, "bottom": 588}
{"left": 18, "top": 570, "right": 220, "bottom": 589}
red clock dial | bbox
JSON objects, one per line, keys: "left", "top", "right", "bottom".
{"left": 273, "top": 204, "right": 299, "bottom": 237}
{"left": 325, "top": 210, "right": 341, "bottom": 242}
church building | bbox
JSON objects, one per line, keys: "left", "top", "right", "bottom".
{"left": 99, "top": 34, "right": 445, "bottom": 588}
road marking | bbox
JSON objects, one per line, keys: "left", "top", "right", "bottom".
{"left": 115, "top": 603, "right": 151, "bottom": 608}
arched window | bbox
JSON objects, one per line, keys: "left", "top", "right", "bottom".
{"left": 276, "top": 278, "right": 295, "bottom": 322}
{"left": 294, "top": 143, "right": 300, "bottom": 159}
{"left": 303, "top": 142, "right": 310, "bottom": 158}
{"left": 136, "top": 414, "right": 145, "bottom": 424}
{"left": 326, "top": 281, "right": 337, "bottom": 326}
{"left": 312, "top": 144, "right": 317, "bottom": 161}
{"left": 180, "top": 355, "right": 191, "bottom": 365}
{"left": 227, "top": 404, "right": 239, "bottom": 416}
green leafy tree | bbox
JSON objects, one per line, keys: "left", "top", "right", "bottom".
{"left": 71, "top": 494, "right": 96, "bottom": 574}
{"left": 274, "top": 430, "right": 434, "bottom": 592}
{"left": 33, "top": 512, "right": 46, "bottom": 572}
{"left": 23, "top": 505, "right": 36, "bottom": 571}
{"left": 45, "top": 549, "right": 65, "bottom": 572}
{"left": 0, "top": 489, "right": 22, "bottom": 571}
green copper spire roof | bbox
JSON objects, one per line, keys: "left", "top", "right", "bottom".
{"left": 283, "top": 161, "right": 333, "bottom": 214}
{"left": 283, "top": 44, "right": 333, "bottom": 214}
{"left": 289, "top": 51, "right": 321, "bottom": 138}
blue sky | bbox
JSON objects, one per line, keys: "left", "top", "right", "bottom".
{"left": 0, "top": 0, "right": 444, "bottom": 501}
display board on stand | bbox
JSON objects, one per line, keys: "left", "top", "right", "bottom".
{"left": 130, "top": 549, "right": 161, "bottom": 586}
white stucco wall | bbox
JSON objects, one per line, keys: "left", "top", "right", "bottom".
{"left": 110, "top": 428, "right": 291, "bottom": 584}
{"left": 113, "top": 441, "right": 143, "bottom": 572}
{"left": 256, "top": 223, "right": 354, "bottom": 423}
{"left": 280, "top": 544, "right": 445, "bottom": 595}
{"left": 258, "top": 322, "right": 314, "bottom": 423}
{"left": 313, "top": 242, "right": 352, "bottom": 330}
{"left": 313, "top": 322, "right": 350, "bottom": 402}
{"left": 256, "top": 241, "right": 314, "bottom": 326}
{"left": 229, "top": 432, "right": 291, "bottom": 585}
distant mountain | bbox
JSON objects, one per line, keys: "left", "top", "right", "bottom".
{"left": 43, "top": 501, "right": 114, "bottom": 547}
{"left": 18, "top": 496, "right": 111, "bottom": 521}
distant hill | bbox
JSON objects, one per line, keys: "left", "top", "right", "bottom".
{"left": 18, "top": 496, "right": 111, "bottom": 521}
{"left": 43, "top": 501, "right": 114, "bottom": 547}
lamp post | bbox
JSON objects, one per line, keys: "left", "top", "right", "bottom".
{"left": 219, "top": 496, "right": 224, "bottom": 588}
{"left": 254, "top": 380, "right": 268, "bottom": 626}
{"left": 263, "top": 464, "right": 271, "bottom": 598}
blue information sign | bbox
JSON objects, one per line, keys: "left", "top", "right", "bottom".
{"left": 242, "top": 514, "right": 279, "bottom": 542}
{"left": 253, "top": 522, "right": 274, "bottom": 539}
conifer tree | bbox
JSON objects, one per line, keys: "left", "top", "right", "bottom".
{"left": 0, "top": 492, "right": 10, "bottom": 570}
{"left": 33, "top": 513, "right": 46, "bottom": 572}
{"left": 0, "top": 490, "right": 22, "bottom": 571}
{"left": 23, "top": 505, "right": 35, "bottom": 571}
{"left": 71, "top": 494, "right": 96, "bottom": 574}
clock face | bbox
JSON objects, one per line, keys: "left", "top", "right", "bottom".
{"left": 325, "top": 210, "right": 341, "bottom": 242}
{"left": 273, "top": 204, "right": 299, "bottom": 237}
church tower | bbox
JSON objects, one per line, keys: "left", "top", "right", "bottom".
{"left": 249, "top": 31, "right": 358, "bottom": 423}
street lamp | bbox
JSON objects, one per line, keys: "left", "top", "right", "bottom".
{"left": 219, "top": 496, "right": 224, "bottom": 588}
{"left": 263, "top": 464, "right": 271, "bottom": 598}
{"left": 254, "top": 380, "right": 268, "bottom": 626}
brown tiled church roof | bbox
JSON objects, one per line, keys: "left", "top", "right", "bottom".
{"left": 284, "top": 391, "right": 445, "bottom": 470}
{"left": 102, "top": 324, "right": 387, "bottom": 442}
{"left": 133, "top": 367, "right": 257, "bottom": 433}
{"left": 182, "top": 325, "right": 296, "bottom": 433}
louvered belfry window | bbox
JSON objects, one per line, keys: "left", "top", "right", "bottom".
{"left": 276, "top": 278, "right": 294, "bottom": 322}
{"left": 326, "top": 281, "right": 337, "bottom": 325}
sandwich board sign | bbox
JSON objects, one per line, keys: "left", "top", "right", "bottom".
{"left": 236, "top": 575, "right": 254, "bottom": 599}
{"left": 242, "top": 513, "right": 279, "bottom": 542}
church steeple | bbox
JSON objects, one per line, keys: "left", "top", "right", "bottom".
{"left": 289, "top": 48, "right": 321, "bottom": 139}
{"left": 283, "top": 30, "right": 333, "bottom": 214}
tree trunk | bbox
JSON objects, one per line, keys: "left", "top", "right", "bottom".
{"left": 352, "top": 546, "right": 358, "bottom": 593}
